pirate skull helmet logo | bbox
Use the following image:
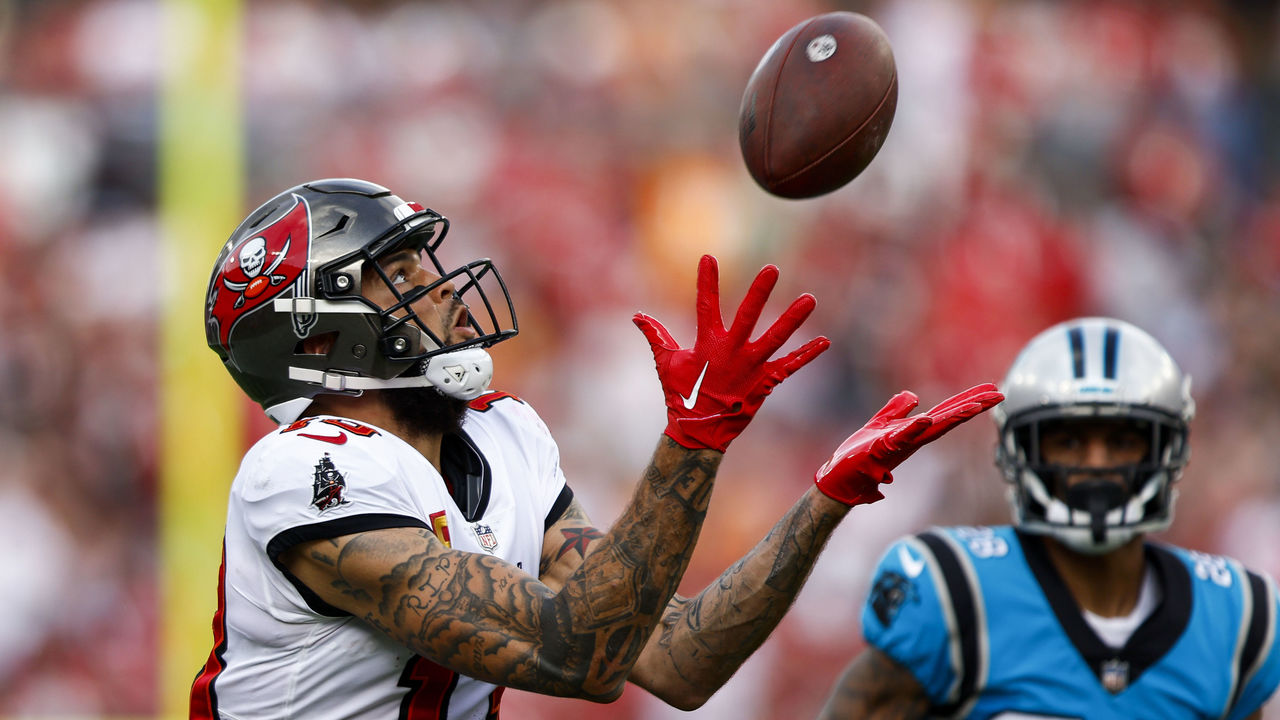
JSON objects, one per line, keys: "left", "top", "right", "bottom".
{"left": 239, "top": 237, "right": 268, "bottom": 278}
{"left": 222, "top": 231, "right": 290, "bottom": 309}
{"left": 206, "top": 195, "right": 312, "bottom": 350}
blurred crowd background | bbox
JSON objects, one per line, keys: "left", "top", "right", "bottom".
{"left": 4, "top": 0, "right": 1280, "bottom": 717}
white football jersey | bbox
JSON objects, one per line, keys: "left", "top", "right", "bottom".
{"left": 191, "top": 392, "right": 572, "bottom": 720}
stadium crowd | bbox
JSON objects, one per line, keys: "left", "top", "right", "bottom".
{"left": 2, "top": 0, "right": 1280, "bottom": 717}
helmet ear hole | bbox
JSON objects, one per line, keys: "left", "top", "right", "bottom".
{"left": 296, "top": 332, "right": 338, "bottom": 356}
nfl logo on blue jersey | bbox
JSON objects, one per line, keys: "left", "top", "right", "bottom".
{"left": 1100, "top": 659, "right": 1129, "bottom": 693}
{"left": 473, "top": 523, "right": 498, "bottom": 552}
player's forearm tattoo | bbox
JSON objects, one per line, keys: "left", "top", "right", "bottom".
{"left": 653, "top": 488, "right": 846, "bottom": 689}
{"left": 332, "top": 437, "right": 721, "bottom": 699}
{"left": 761, "top": 490, "right": 844, "bottom": 592}
{"left": 819, "top": 649, "right": 930, "bottom": 720}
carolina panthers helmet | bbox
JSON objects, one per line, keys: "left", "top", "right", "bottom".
{"left": 205, "top": 178, "right": 518, "bottom": 424}
{"left": 992, "top": 317, "right": 1194, "bottom": 554}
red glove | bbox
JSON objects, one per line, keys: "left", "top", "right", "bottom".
{"left": 814, "top": 383, "right": 1004, "bottom": 506}
{"left": 634, "top": 255, "right": 830, "bottom": 452}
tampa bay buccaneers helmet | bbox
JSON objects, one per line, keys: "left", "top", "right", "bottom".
{"left": 992, "top": 317, "right": 1194, "bottom": 554}
{"left": 205, "top": 178, "right": 518, "bottom": 424}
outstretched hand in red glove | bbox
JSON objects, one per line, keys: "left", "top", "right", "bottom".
{"left": 634, "top": 255, "right": 830, "bottom": 452}
{"left": 815, "top": 383, "right": 1005, "bottom": 506}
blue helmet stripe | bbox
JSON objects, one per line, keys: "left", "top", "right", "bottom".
{"left": 1067, "top": 327, "right": 1086, "bottom": 378}
{"left": 1103, "top": 326, "right": 1120, "bottom": 380}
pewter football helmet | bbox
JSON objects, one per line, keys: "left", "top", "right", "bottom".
{"left": 205, "top": 178, "right": 518, "bottom": 424}
{"left": 992, "top": 318, "right": 1194, "bottom": 554}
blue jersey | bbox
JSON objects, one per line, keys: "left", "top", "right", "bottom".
{"left": 862, "top": 526, "right": 1280, "bottom": 719}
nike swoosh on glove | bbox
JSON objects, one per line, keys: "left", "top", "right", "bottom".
{"left": 634, "top": 255, "right": 830, "bottom": 452}
{"left": 814, "top": 383, "right": 1004, "bottom": 506}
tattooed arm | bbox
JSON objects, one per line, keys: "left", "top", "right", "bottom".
{"left": 537, "top": 383, "right": 1002, "bottom": 708}
{"left": 539, "top": 485, "right": 854, "bottom": 710}
{"left": 281, "top": 438, "right": 720, "bottom": 702}
{"left": 817, "top": 646, "right": 931, "bottom": 720}
{"left": 628, "top": 486, "right": 851, "bottom": 707}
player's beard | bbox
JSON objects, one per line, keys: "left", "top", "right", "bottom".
{"left": 384, "top": 386, "right": 468, "bottom": 437}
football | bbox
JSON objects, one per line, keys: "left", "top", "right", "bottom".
{"left": 738, "top": 12, "right": 898, "bottom": 199}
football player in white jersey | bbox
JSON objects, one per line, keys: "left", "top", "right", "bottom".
{"left": 194, "top": 178, "right": 1002, "bottom": 719}
{"left": 819, "top": 318, "right": 1280, "bottom": 720}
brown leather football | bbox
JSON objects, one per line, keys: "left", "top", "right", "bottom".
{"left": 739, "top": 12, "right": 898, "bottom": 199}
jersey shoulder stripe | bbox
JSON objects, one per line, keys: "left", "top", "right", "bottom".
{"left": 1229, "top": 566, "right": 1278, "bottom": 717}
{"left": 1242, "top": 570, "right": 1275, "bottom": 689}
{"left": 862, "top": 526, "right": 1013, "bottom": 711}
{"left": 917, "top": 528, "right": 987, "bottom": 718}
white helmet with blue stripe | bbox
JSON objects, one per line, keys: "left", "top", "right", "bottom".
{"left": 992, "top": 317, "right": 1195, "bottom": 554}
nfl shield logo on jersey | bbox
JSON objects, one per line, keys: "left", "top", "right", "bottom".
{"left": 472, "top": 523, "right": 498, "bottom": 553}
{"left": 1100, "top": 658, "right": 1129, "bottom": 693}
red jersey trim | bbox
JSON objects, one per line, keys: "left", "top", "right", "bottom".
{"left": 189, "top": 542, "right": 228, "bottom": 719}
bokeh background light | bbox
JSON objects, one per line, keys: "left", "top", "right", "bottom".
{"left": 3, "top": 0, "right": 1280, "bottom": 718}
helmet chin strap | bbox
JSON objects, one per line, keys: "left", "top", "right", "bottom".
{"left": 286, "top": 345, "right": 494, "bottom": 403}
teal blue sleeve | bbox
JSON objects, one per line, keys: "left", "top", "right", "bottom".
{"left": 861, "top": 537, "right": 957, "bottom": 705}
{"left": 1229, "top": 575, "right": 1280, "bottom": 720}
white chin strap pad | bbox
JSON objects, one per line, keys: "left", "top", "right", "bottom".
{"left": 419, "top": 346, "right": 493, "bottom": 400}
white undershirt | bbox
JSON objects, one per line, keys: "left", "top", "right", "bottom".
{"left": 1082, "top": 565, "right": 1161, "bottom": 649}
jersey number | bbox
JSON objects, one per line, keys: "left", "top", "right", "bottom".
{"left": 281, "top": 417, "right": 381, "bottom": 443}
{"left": 467, "top": 391, "right": 523, "bottom": 412}
{"left": 398, "top": 657, "right": 502, "bottom": 719}
{"left": 398, "top": 657, "right": 455, "bottom": 719}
